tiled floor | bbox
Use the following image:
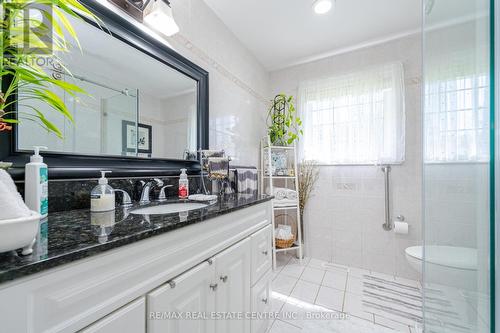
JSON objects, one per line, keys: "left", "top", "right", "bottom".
{"left": 267, "top": 254, "right": 423, "bottom": 333}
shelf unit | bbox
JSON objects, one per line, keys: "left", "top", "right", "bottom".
{"left": 260, "top": 137, "right": 303, "bottom": 270}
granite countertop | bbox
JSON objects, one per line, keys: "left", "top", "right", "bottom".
{"left": 0, "top": 194, "right": 272, "bottom": 285}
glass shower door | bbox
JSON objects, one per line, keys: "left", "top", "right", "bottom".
{"left": 422, "top": 0, "right": 493, "bottom": 332}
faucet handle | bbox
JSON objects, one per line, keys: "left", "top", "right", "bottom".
{"left": 158, "top": 185, "right": 174, "bottom": 201}
{"left": 114, "top": 189, "right": 132, "bottom": 207}
{"left": 153, "top": 178, "right": 164, "bottom": 187}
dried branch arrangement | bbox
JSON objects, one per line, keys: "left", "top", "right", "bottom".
{"left": 298, "top": 160, "right": 320, "bottom": 220}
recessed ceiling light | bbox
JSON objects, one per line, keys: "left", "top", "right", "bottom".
{"left": 313, "top": 0, "right": 333, "bottom": 14}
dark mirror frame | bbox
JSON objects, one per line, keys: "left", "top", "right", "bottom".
{"left": 0, "top": 1, "right": 209, "bottom": 180}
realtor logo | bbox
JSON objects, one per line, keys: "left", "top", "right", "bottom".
{"left": 2, "top": 1, "right": 54, "bottom": 55}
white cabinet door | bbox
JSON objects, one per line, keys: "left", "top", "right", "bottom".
{"left": 250, "top": 225, "right": 272, "bottom": 285}
{"left": 80, "top": 297, "right": 146, "bottom": 333}
{"left": 214, "top": 238, "right": 251, "bottom": 333}
{"left": 147, "top": 262, "right": 216, "bottom": 333}
{"left": 250, "top": 270, "right": 272, "bottom": 333}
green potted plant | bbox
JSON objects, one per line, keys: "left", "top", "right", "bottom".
{"left": 267, "top": 93, "right": 303, "bottom": 146}
{"left": 0, "top": 0, "right": 98, "bottom": 138}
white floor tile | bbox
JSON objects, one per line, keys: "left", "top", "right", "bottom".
{"left": 281, "top": 263, "right": 306, "bottom": 279}
{"left": 290, "top": 280, "right": 320, "bottom": 303}
{"left": 343, "top": 292, "right": 374, "bottom": 321}
{"left": 272, "top": 274, "right": 298, "bottom": 296}
{"left": 300, "top": 267, "right": 326, "bottom": 285}
{"left": 301, "top": 313, "right": 395, "bottom": 333}
{"left": 275, "top": 253, "right": 292, "bottom": 269}
{"left": 375, "top": 315, "right": 411, "bottom": 332}
{"left": 270, "top": 293, "right": 286, "bottom": 314}
{"left": 348, "top": 266, "right": 371, "bottom": 278}
{"left": 279, "top": 301, "right": 308, "bottom": 328}
{"left": 268, "top": 319, "right": 301, "bottom": 333}
{"left": 315, "top": 285, "right": 344, "bottom": 311}
{"left": 308, "top": 258, "right": 329, "bottom": 269}
{"left": 346, "top": 276, "right": 365, "bottom": 295}
{"left": 322, "top": 270, "right": 348, "bottom": 291}
{"left": 288, "top": 255, "right": 310, "bottom": 266}
{"left": 296, "top": 258, "right": 425, "bottom": 332}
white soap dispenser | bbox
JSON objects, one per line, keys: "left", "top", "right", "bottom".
{"left": 90, "top": 171, "right": 115, "bottom": 212}
{"left": 25, "top": 146, "right": 49, "bottom": 218}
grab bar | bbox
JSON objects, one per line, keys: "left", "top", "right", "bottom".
{"left": 381, "top": 165, "right": 392, "bottom": 231}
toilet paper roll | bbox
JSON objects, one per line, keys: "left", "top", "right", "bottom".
{"left": 393, "top": 221, "right": 408, "bottom": 234}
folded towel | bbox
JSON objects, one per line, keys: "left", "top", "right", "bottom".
{"left": 0, "top": 169, "right": 31, "bottom": 220}
{"left": 272, "top": 187, "right": 287, "bottom": 200}
{"left": 188, "top": 194, "right": 218, "bottom": 202}
{"left": 275, "top": 224, "right": 293, "bottom": 240}
{"left": 285, "top": 189, "right": 298, "bottom": 200}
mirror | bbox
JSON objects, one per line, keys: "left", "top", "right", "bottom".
{"left": 16, "top": 15, "right": 199, "bottom": 160}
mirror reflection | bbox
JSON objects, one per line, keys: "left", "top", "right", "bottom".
{"left": 17, "top": 15, "right": 198, "bottom": 160}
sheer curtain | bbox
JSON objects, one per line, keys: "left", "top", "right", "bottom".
{"left": 298, "top": 62, "right": 405, "bottom": 165}
{"left": 424, "top": 48, "right": 489, "bottom": 162}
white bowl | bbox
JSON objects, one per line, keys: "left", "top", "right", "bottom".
{"left": 0, "top": 211, "right": 40, "bottom": 255}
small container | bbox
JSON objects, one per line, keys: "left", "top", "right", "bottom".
{"left": 90, "top": 171, "right": 115, "bottom": 212}
{"left": 178, "top": 168, "right": 189, "bottom": 199}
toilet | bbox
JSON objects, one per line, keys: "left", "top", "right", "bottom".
{"left": 405, "top": 245, "right": 478, "bottom": 290}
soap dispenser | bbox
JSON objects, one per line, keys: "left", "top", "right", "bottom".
{"left": 178, "top": 168, "right": 189, "bottom": 199}
{"left": 25, "top": 146, "right": 49, "bottom": 218}
{"left": 91, "top": 171, "right": 115, "bottom": 212}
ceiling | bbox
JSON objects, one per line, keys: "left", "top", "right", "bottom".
{"left": 203, "top": 0, "right": 421, "bottom": 70}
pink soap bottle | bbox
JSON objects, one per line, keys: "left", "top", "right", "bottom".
{"left": 178, "top": 168, "right": 189, "bottom": 199}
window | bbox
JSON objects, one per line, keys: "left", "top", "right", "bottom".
{"left": 298, "top": 63, "right": 405, "bottom": 165}
{"left": 424, "top": 75, "right": 489, "bottom": 163}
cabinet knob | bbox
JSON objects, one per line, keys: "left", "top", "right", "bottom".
{"left": 261, "top": 298, "right": 268, "bottom": 304}
{"left": 220, "top": 275, "right": 228, "bottom": 283}
{"left": 262, "top": 250, "right": 268, "bottom": 256}
{"left": 209, "top": 283, "right": 218, "bottom": 291}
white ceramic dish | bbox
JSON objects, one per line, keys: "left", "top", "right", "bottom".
{"left": 0, "top": 211, "right": 40, "bottom": 255}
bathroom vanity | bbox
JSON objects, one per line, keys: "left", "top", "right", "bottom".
{"left": 0, "top": 195, "right": 273, "bottom": 333}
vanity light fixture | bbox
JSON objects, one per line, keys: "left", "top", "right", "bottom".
{"left": 108, "top": 0, "right": 179, "bottom": 36}
{"left": 312, "top": 0, "right": 333, "bottom": 14}
{"left": 143, "top": 0, "right": 179, "bottom": 36}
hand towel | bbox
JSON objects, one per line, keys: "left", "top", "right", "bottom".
{"left": 235, "top": 168, "right": 257, "bottom": 195}
{"left": 0, "top": 169, "right": 32, "bottom": 220}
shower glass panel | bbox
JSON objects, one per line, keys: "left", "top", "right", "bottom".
{"left": 422, "top": 0, "right": 493, "bottom": 332}
{"left": 17, "top": 73, "right": 138, "bottom": 157}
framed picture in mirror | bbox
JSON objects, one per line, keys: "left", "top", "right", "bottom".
{"left": 122, "top": 121, "right": 152, "bottom": 156}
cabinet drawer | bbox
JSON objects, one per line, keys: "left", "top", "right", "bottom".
{"left": 80, "top": 297, "right": 145, "bottom": 333}
{"left": 250, "top": 270, "right": 272, "bottom": 333}
{"left": 250, "top": 225, "right": 272, "bottom": 285}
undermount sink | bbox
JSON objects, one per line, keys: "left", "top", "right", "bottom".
{"left": 130, "top": 202, "right": 208, "bottom": 215}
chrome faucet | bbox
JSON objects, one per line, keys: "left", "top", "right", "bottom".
{"left": 158, "top": 184, "right": 174, "bottom": 202}
{"left": 114, "top": 189, "right": 132, "bottom": 207}
{"left": 139, "top": 178, "right": 164, "bottom": 204}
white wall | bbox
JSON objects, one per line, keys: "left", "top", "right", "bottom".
{"left": 269, "top": 34, "right": 423, "bottom": 279}
{"left": 167, "top": 0, "right": 270, "bottom": 166}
